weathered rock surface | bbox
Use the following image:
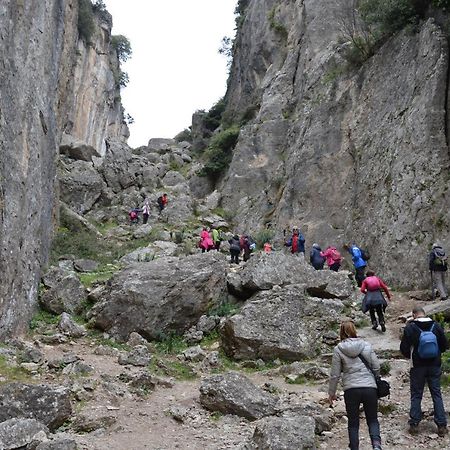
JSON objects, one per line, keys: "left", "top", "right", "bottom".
{"left": 199, "top": 372, "right": 278, "bottom": 420}
{"left": 40, "top": 267, "right": 87, "bottom": 315}
{"left": 59, "top": 134, "right": 100, "bottom": 161}
{"left": 58, "top": 313, "right": 87, "bottom": 338}
{"left": 0, "top": 418, "right": 48, "bottom": 450}
{"left": 251, "top": 414, "right": 316, "bottom": 450}
{"left": 0, "top": 383, "right": 72, "bottom": 431}
{"left": 221, "top": 285, "right": 344, "bottom": 361}
{"left": 91, "top": 252, "right": 228, "bottom": 340}
{"left": 35, "top": 439, "right": 78, "bottom": 450}
{"left": 118, "top": 345, "right": 152, "bottom": 367}
{"left": 73, "top": 259, "right": 99, "bottom": 273}
{"left": 227, "top": 253, "right": 353, "bottom": 300}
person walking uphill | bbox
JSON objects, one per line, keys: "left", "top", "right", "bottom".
{"left": 228, "top": 234, "right": 241, "bottom": 264}
{"left": 400, "top": 306, "right": 448, "bottom": 437}
{"left": 360, "top": 270, "right": 391, "bottom": 332}
{"left": 321, "top": 246, "right": 342, "bottom": 271}
{"left": 199, "top": 227, "right": 214, "bottom": 253}
{"left": 345, "top": 243, "right": 368, "bottom": 286}
{"left": 310, "top": 243, "right": 325, "bottom": 270}
{"left": 157, "top": 193, "right": 168, "bottom": 213}
{"left": 329, "top": 321, "right": 382, "bottom": 450}
{"left": 429, "top": 243, "right": 448, "bottom": 300}
{"left": 142, "top": 199, "right": 150, "bottom": 224}
{"left": 285, "top": 227, "right": 305, "bottom": 259}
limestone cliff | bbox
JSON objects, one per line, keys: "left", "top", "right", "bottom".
{"left": 219, "top": 0, "right": 450, "bottom": 288}
{"left": 0, "top": 0, "right": 128, "bottom": 337}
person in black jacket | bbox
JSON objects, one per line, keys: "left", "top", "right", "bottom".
{"left": 429, "top": 243, "right": 448, "bottom": 300}
{"left": 228, "top": 235, "right": 241, "bottom": 264}
{"left": 310, "top": 243, "right": 325, "bottom": 270}
{"left": 400, "top": 306, "right": 448, "bottom": 437}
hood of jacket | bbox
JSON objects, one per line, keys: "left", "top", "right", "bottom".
{"left": 338, "top": 338, "right": 366, "bottom": 358}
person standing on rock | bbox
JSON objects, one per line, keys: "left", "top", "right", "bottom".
{"left": 360, "top": 270, "right": 391, "bottom": 332}
{"left": 142, "top": 199, "right": 150, "bottom": 224}
{"left": 228, "top": 234, "right": 241, "bottom": 264}
{"left": 310, "top": 243, "right": 325, "bottom": 270}
{"left": 329, "top": 320, "right": 383, "bottom": 450}
{"left": 199, "top": 227, "right": 214, "bottom": 253}
{"left": 345, "top": 243, "right": 367, "bottom": 286}
{"left": 320, "top": 245, "right": 342, "bottom": 271}
{"left": 400, "top": 306, "right": 448, "bottom": 437}
{"left": 157, "top": 193, "right": 168, "bottom": 213}
{"left": 211, "top": 227, "right": 222, "bottom": 251}
{"left": 429, "top": 243, "right": 448, "bottom": 300}
{"left": 285, "top": 226, "right": 305, "bottom": 259}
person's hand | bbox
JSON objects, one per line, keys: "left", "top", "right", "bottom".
{"left": 328, "top": 394, "right": 337, "bottom": 406}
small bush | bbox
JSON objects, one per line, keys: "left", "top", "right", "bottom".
{"left": 154, "top": 332, "right": 188, "bottom": 355}
{"left": 254, "top": 229, "right": 275, "bottom": 249}
{"left": 29, "top": 309, "right": 59, "bottom": 330}
{"left": 203, "top": 98, "right": 227, "bottom": 132}
{"left": 78, "top": 0, "right": 95, "bottom": 43}
{"left": 174, "top": 128, "right": 192, "bottom": 143}
{"left": 380, "top": 361, "right": 391, "bottom": 376}
{"left": 198, "top": 126, "right": 240, "bottom": 177}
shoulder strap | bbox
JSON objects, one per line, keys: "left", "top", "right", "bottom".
{"left": 358, "top": 353, "right": 378, "bottom": 380}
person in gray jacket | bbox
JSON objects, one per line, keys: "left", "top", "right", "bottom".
{"left": 328, "top": 320, "right": 382, "bottom": 450}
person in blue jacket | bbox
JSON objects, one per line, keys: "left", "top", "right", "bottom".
{"left": 345, "top": 243, "right": 367, "bottom": 287}
{"left": 310, "top": 243, "right": 325, "bottom": 270}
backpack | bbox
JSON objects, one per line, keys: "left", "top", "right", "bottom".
{"left": 247, "top": 236, "right": 256, "bottom": 251}
{"left": 360, "top": 248, "right": 370, "bottom": 261}
{"left": 330, "top": 248, "right": 341, "bottom": 262}
{"left": 433, "top": 248, "right": 447, "bottom": 266}
{"left": 157, "top": 196, "right": 163, "bottom": 207}
{"left": 414, "top": 323, "right": 439, "bottom": 359}
{"left": 130, "top": 211, "right": 138, "bottom": 220}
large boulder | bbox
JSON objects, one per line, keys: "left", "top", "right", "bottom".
{"left": 40, "top": 267, "right": 88, "bottom": 315}
{"left": 0, "top": 418, "right": 48, "bottom": 450}
{"left": 221, "top": 285, "right": 344, "bottom": 361}
{"left": 59, "top": 134, "right": 100, "bottom": 162}
{"left": 0, "top": 383, "right": 72, "bottom": 431}
{"left": 227, "top": 253, "right": 353, "bottom": 300}
{"left": 251, "top": 414, "right": 316, "bottom": 450}
{"left": 199, "top": 372, "right": 278, "bottom": 420}
{"left": 91, "top": 252, "right": 228, "bottom": 340}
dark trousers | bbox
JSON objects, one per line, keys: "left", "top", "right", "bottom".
{"left": 243, "top": 249, "right": 251, "bottom": 262}
{"left": 369, "top": 305, "right": 384, "bottom": 325}
{"left": 230, "top": 249, "right": 240, "bottom": 264}
{"left": 143, "top": 213, "right": 149, "bottom": 224}
{"left": 409, "top": 366, "right": 447, "bottom": 427}
{"left": 355, "top": 267, "right": 366, "bottom": 287}
{"left": 344, "top": 388, "right": 381, "bottom": 450}
{"left": 330, "top": 262, "right": 340, "bottom": 272}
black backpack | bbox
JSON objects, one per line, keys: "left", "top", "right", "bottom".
{"left": 433, "top": 247, "right": 447, "bottom": 267}
{"left": 360, "top": 248, "right": 370, "bottom": 261}
{"left": 157, "top": 196, "right": 163, "bottom": 207}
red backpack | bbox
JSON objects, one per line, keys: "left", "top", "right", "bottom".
{"left": 330, "top": 248, "right": 341, "bottom": 262}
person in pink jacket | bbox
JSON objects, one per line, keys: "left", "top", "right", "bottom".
{"left": 321, "top": 246, "right": 342, "bottom": 272}
{"left": 199, "top": 227, "right": 214, "bottom": 253}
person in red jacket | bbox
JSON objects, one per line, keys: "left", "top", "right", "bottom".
{"left": 360, "top": 270, "right": 392, "bottom": 332}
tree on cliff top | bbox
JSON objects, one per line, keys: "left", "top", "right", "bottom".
{"left": 111, "top": 35, "right": 132, "bottom": 63}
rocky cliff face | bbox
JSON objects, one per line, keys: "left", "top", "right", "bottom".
{"left": 220, "top": 0, "right": 450, "bottom": 288}
{"left": 0, "top": 0, "right": 128, "bottom": 338}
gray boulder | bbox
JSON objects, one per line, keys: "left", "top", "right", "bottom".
{"left": 132, "top": 224, "right": 153, "bottom": 239}
{"left": 251, "top": 414, "right": 316, "bottom": 450}
{"left": 40, "top": 267, "right": 87, "bottom": 315}
{"left": 118, "top": 345, "right": 152, "bottom": 366}
{"left": 73, "top": 259, "right": 99, "bottom": 273}
{"left": 227, "top": 253, "right": 353, "bottom": 300}
{"left": 162, "top": 170, "right": 186, "bottom": 186}
{"left": 0, "top": 383, "right": 72, "bottom": 431}
{"left": 35, "top": 439, "right": 78, "bottom": 450}
{"left": 147, "top": 138, "right": 176, "bottom": 153}
{"left": 199, "top": 372, "right": 278, "bottom": 420}
{"left": 91, "top": 252, "right": 228, "bottom": 340}
{"left": 221, "top": 285, "right": 344, "bottom": 361}
{"left": 58, "top": 313, "right": 87, "bottom": 338}
{"left": 182, "top": 345, "right": 206, "bottom": 362}
{"left": 0, "top": 418, "right": 48, "bottom": 450}
{"left": 59, "top": 134, "right": 100, "bottom": 161}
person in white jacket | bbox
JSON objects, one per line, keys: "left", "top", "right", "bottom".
{"left": 328, "top": 320, "right": 382, "bottom": 450}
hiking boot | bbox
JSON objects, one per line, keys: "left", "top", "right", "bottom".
{"left": 372, "top": 320, "right": 378, "bottom": 330}
{"left": 380, "top": 323, "right": 386, "bottom": 332}
{"left": 408, "top": 424, "right": 419, "bottom": 435}
{"left": 372, "top": 440, "right": 382, "bottom": 450}
{"left": 438, "top": 426, "right": 448, "bottom": 437}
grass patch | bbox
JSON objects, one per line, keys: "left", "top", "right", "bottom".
{"left": 286, "top": 374, "right": 308, "bottom": 385}
{"left": 211, "top": 207, "right": 234, "bottom": 223}
{"left": 208, "top": 300, "right": 240, "bottom": 318}
{"left": 201, "top": 330, "right": 220, "bottom": 348}
{"left": 148, "top": 357, "right": 197, "bottom": 381}
{"left": 78, "top": 267, "right": 117, "bottom": 288}
{"left": 88, "top": 330, "right": 130, "bottom": 352}
{"left": 380, "top": 361, "right": 391, "bottom": 376}
{"left": 154, "top": 333, "right": 189, "bottom": 355}
{"left": 378, "top": 402, "right": 397, "bottom": 415}
{"left": 209, "top": 411, "right": 223, "bottom": 423}
{"left": 355, "top": 318, "right": 370, "bottom": 329}
{"left": 0, "top": 356, "right": 31, "bottom": 384}
{"left": 29, "top": 310, "right": 59, "bottom": 331}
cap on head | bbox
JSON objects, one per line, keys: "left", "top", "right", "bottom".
{"left": 312, "top": 243, "right": 319, "bottom": 248}
{"left": 432, "top": 243, "right": 440, "bottom": 249}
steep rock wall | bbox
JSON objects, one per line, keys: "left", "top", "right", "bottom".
{"left": 220, "top": 0, "right": 450, "bottom": 288}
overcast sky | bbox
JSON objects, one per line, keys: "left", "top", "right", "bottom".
{"left": 103, "top": 0, "right": 237, "bottom": 148}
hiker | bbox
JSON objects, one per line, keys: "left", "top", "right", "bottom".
{"left": 157, "top": 193, "right": 168, "bottom": 213}
{"left": 310, "top": 243, "right": 325, "bottom": 270}
{"left": 211, "top": 227, "right": 222, "bottom": 251}
{"left": 321, "top": 246, "right": 342, "bottom": 271}
{"left": 345, "top": 243, "right": 368, "bottom": 287}
{"left": 199, "top": 227, "right": 214, "bottom": 253}
{"left": 229, "top": 234, "right": 241, "bottom": 264}
{"left": 400, "top": 306, "right": 448, "bottom": 437}
{"left": 142, "top": 199, "right": 150, "bottom": 224}
{"left": 328, "top": 320, "right": 383, "bottom": 450}
{"left": 263, "top": 241, "right": 273, "bottom": 254}
{"left": 360, "top": 270, "right": 391, "bottom": 332}
{"left": 429, "top": 243, "right": 448, "bottom": 300}
{"left": 128, "top": 208, "right": 140, "bottom": 225}
{"left": 285, "top": 226, "right": 305, "bottom": 258}
{"left": 240, "top": 234, "right": 254, "bottom": 262}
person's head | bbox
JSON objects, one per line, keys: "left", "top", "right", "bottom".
{"left": 202, "top": 226, "right": 207, "bottom": 231}
{"left": 339, "top": 320, "right": 357, "bottom": 341}
{"left": 163, "top": 193, "right": 167, "bottom": 198}
{"left": 366, "top": 270, "right": 375, "bottom": 277}
{"left": 412, "top": 306, "right": 426, "bottom": 319}
{"left": 312, "top": 243, "right": 320, "bottom": 249}
{"left": 343, "top": 243, "right": 349, "bottom": 250}
{"left": 432, "top": 242, "right": 440, "bottom": 249}
{"left": 233, "top": 234, "right": 239, "bottom": 240}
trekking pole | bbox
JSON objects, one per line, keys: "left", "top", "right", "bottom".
{"left": 431, "top": 270, "right": 435, "bottom": 301}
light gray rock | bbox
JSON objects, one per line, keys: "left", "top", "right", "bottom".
{"left": 183, "top": 327, "right": 204, "bottom": 344}
{"left": 35, "top": 439, "right": 78, "bottom": 450}
{"left": 132, "top": 224, "right": 153, "bottom": 239}
{"left": 251, "top": 414, "right": 316, "bottom": 450}
{"left": 72, "top": 414, "right": 116, "bottom": 433}
{"left": 0, "top": 383, "right": 72, "bottom": 431}
{"left": 162, "top": 170, "right": 186, "bottom": 186}
{"left": 147, "top": 138, "right": 176, "bottom": 153}
{"left": 60, "top": 134, "right": 101, "bottom": 161}
{"left": 221, "top": 285, "right": 344, "bottom": 361}
{"left": 196, "top": 315, "right": 220, "bottom": 334}
{"left": 127, "top": 332, "right": 150, "bottom": 348}
{"left": 58, "top": 312, "right": 87, "bottom": 338}
{"left": 199, "top": 372, "right": 278, "bottom": 420}
{"left": 0, "top": 418, "right": 49, "bottom": 450}
{"left": 91, "top": 252, "right": 228, "bottom": 340}
{"left": 73, "top": 259, "right": 99, "bottom": 273}
{"left": 18, "top": 344, "right": 44, "bottom": 364}
{"left": 182, "top": 345, "right": 206, "bottom": 362}
{"left": 62, "top": 360, "right": 94, "bottom": 376}
{"left": 118, "top": 345, "right": 152, "bottom": 366}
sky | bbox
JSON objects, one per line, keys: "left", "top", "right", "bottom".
{"left": 103, "top": 0, "right": 238, "bottom": 148}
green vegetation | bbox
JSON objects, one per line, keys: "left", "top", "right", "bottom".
{"left": 154, "top": 332, "right": 189, "bottom": 355}
{"left": 286, "top": 374, "right": 308, "bottom": 385}
{"left": 198, "top": 126, "right": 240, "bottom": 178}
{"left": 254, "top": 229, "right": 275, "bottom": 249}
{"left": 111, "top": 35, "right": 132, "bottom": 62}
{"left": 203, "top": 98, "right": 227, "bottom": 132}
{"left": 0, "top": 356, "right": 31, "bottom": 384}
{"left": 77, "top": 0, "right": 96, "bottom": 43}
{"left": 268, "top": 7, "right": 288, "bottom": 40}
{"left": 201, "top": 330, "right": 220, "bottom": 348}
{"left": 355, "top": 318, "right": 370, "bottom": 329}
{"left": 78, "top": 268, "right": 116, "bottom": 288}
{"left": 174, "top": 128, "right": 192, "bottom": 143}
{"left": 29, "top": 310, "right": 59, "bottom": 331}
{"left": 380, "top": 361, "right": 391, "bottom": 376}
{"left": 378, "top": 402, "right": 397, "bottom": 415}
{"left": 148, "top": 357, "right": 197, "bottom": 381}
{"left": 208, "top": 300, "right": 240, "bottom": 318}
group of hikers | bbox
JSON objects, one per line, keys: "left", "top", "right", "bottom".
{"left": 128, "top": 194, "right": 168, "bottom": 224}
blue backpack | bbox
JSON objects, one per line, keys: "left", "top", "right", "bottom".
{"left": 414, "top": 323, "right": 438, "bottom": 359}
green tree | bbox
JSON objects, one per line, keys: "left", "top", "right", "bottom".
{"left": 111, "top": 35, "right": 132, "bottom": 63}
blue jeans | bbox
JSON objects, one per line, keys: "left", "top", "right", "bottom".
{"left": 344, "top": 388, "right": 381, "bottom": 450}
{"left": 409, "top": 366, "right": 447, "bottom": 426}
